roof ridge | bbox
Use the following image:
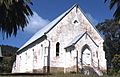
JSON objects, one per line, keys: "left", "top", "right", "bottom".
{"left": 18, "top": 4, "right": 78, "bottom": 52}
{"left": 65, "top": 31, "right": 99, "bottom": 49}
{"left": 65, "top": 31, "right": 86, "bottom": 48}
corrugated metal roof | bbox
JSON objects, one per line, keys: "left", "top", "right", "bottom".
{"left": 65, "top": 31, "right": 99, "bottom": 49}
{"left": 18, "top": 4, "right": 78, "bottom": 52}
{"left": 18, "top": 3, "right": 103, "bottom": 52}
{"left": 65, "top": 31, "right": 86, "bottom": 48}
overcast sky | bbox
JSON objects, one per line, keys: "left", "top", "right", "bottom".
{"left": 0, "top": 0, "right": 113, "bottom": 48}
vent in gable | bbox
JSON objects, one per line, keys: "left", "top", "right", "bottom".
{"left": 74, "top": 20, "right": 78, "bottom": 24}
{"left": 72, "top": 19, "right": 79, "bottom": 25}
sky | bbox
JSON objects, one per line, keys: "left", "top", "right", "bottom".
{"left": 0, "top": 0, "right": 113, "bottom": 48}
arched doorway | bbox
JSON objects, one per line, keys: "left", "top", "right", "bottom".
{"left": 81, "top": 44, "right": 92, "bottom": 66}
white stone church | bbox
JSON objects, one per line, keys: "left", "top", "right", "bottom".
{"left": 12, "top": 4, "right": 107, "bottom": 75}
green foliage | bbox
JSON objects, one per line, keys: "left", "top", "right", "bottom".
{"left": 105, "top": 0, "right": 120, "bottom": 22}
{"left": 107, "top": 68, "right": 120, "bottom": 75}
{"left": 0, "top": 56, "right": 16, "bottom": 73}
{"left": 0, "top": 0, "right": 33, "bottom": 38}
{"left": 96, "top": 19, "right": 120, "bottom": 74}
{"left": 112, "top": 54, "right": 120, "bottom": 73}
{"left": 0, "top": 45, "right": 18, "bottom": 56}
{"left": 0, "top": 45, "right": 18, "bottom": 73}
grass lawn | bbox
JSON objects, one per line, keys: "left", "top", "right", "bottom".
{"left": 0, "top": 73, "right": 120, "bottom": 77}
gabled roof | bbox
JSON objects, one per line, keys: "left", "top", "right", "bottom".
{"left": 65, "top": 31, "right": 99, "bottom": 49}
{"left": 18, "top": 4, "right": 103, "bottom": 52}
{"left": 18, "top": 4, "right": 78, "bottom": 51}
{"left": 65, "top": 31, "right": 86, "bottom": 48}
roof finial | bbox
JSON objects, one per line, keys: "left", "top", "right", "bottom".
{"left": 74, "top": 3, "right": 79, "bottom": 13}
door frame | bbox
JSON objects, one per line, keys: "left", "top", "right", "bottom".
{"left": 81, "top": 44, "right": 92, "bottom": 66}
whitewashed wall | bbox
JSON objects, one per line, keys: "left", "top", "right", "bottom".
{"left": 12, "top": 5, "right": 106, "bottom": 73}
{"left": 47, "top": 6, "right": 87, "bottom": 69}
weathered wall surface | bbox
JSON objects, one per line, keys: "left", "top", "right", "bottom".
{"left": 47, "top": 5, "right": 86, "bottom": 69}
{"left": 12, "top": 5, "right": 106, "bottom": 73}
{"left": 12, "top": 39, "right": 50, "bottom": 73}
{"left": 46, "top": 6, "right": 106, "bottom": 72}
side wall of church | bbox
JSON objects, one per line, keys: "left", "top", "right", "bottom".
{"left": 12, "top": 39, "right": 50, "bottom": 73}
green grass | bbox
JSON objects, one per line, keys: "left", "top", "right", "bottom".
{"left": 0, "top": 73, "right": 120, "bottom": 77}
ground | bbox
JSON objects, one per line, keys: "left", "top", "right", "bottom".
{"left": 0, "top": 73, "right": 120, "bottom": 77}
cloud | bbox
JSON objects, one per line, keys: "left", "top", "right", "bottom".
{"left": 0, "top": 12, "right": 98, "bottom": 48}
{"left": 24, "top": 11, "right": 50, "bottom": 33}
{"left": 0, "top": 11, "right": 50, "bottom": 47}
{"left": 86, "top": 13, "right": 98, "bottom": 25}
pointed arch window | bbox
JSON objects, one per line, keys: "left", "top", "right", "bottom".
{"left": 56, "top": 42, "right": 60, "bottom": 56}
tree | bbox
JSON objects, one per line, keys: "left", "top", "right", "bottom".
{"left": 0, "top": 56, "right": 16, "bottom": 73}
{"left": 105, "top": 0, "right": 120, "bottom": 22}
{"left": 112, "top": 54, "right": 120, "bottom": 73}
{"left": 0, "top": 0, "right": 33, "bottom": 38}
{"left": 0, "top": 45, "right": 18, "bottom": 73}
{"left": 96, "top": 19, "right": 120, "bottom": 73}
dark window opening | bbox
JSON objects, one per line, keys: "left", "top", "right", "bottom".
{"left": 70, "top": 50, "right": 71, "bottom": 53}
{"left": 56, "top": 42, "right": 60, "bottom": 56}
{"left": 87, "top": 53, "right": 90, "bottom": 55}
{"left": 96, "top": 51, "right": 98, "bottom": 58}
{"left": 41, "top": 44, "right": 43, "bottom": 47}
{"left": 73, "top": 20, "right": 78, "bottom": 24}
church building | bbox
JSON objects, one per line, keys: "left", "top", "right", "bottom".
{"left": 12, "top": 4, "right": 106, "bottom": 76}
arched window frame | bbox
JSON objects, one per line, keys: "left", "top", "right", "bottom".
{"left": 81, "top": 44, "right": 92, "bottom": 65}
{"left": 56, "top": 42, "right": 60, "bottom": 56}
